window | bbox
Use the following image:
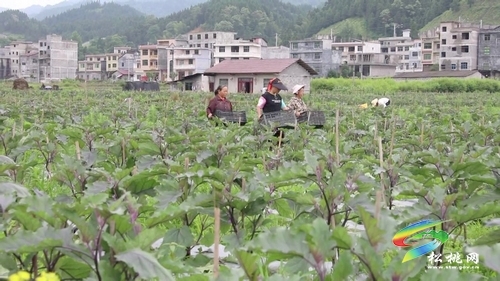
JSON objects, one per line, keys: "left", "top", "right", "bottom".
{"left": 142, "top": 60, "right": 148, "bottom": 66}
{"left": 441, "top": 39, "right": 446, "bottom": 45}
{"left": 404, "top": 46, "right": 409, "bottom": 51}
{"left": 390, "top": 47, "right": 395, "bottom": 52}
{"left": 185, "top": 50, "right": 190, "bottom": 54}
{"left": 484, "top": 34, "right": 491, "bottom": 41}
{"left": 219, "top": 46, "right": 225, "bottom": 52}
{"left": 452, "top": 35, "right": 457, "bottom": 39}
{"left": 197, "top": 44, "right": 201, "bottom": 47}
{"left": 243, "top": 57, "right": 249, "bottom": 60}
{"left": 441, "top": 64, "right": 446, "bottom": 70}
{"left": 185, "top": 82, "right": 193, "bottom": 91}
{"left": 205, "top": 44, "right": 208, "bottom": 48}
{"left": 461, "top": 46, "right": 469, "bottom": 53}
{"left": 460, "top": 62, "right": 468, "bottom": 69}
{"left": 112, "top": 63, "right": 116, "bottom": 67}
{"left": 243, "top": 46, "right": 250, "bottom": 52}
{"left": 291, "top": 43, "right": 298, "bottom": 49}
{"left": 314, "top": 53, "right": 321, "bottom": 60}
{"left": 397, "top": 47, "right": 403, "bottom": 52}
{"left": 441, "top": 52, "right": 446, "bottom": 57}
{"left": 424, "top": 54, "right": 431, "bottom": 60}
{"left": 381, "top": 48, "right": 388, "bottom": 53}
{"left": 357, "top": 46, "right": 363, "bottom": 51}
{"left": 451, "top": 64, "right": 456, "bottom": 70}
{"left": 338, "top": 47, "right": 344, "bottom": 52}
{"left": 189, "top": 35, "right": 193, "bottom": 40}
{"left": 219, "top": 78, "right": 228, "bottom": 86}
{"left": 194, "top": 50, "right": 199, "bottom": 55}
{"left": 263, "top": 78, "right": 271, "bottom": 88}
{"left": 404, "top": 55, "right": 409, "bottom": 60}
{"left": 348, "top": 47, "right": 355, "bottom": 52}
{"left": 452, "top": 47, "right": 456, "bottom": 51}
{"left": 461, "top": 32, "right": 469, "bottom": 40}
{"left": 197, "top": 34, "right": 201, "bottom": 39}
{"left": 442, "top": 26, "right": 447, "bottom": 32}
{"left": 313, "top": 42, "right": 321, "bottom": 48}
{"left": 412, "top": 52, "right": 418, "bottom": 57}
{"left": 292, "top": 53, "right": 298, "bottom": 58}
{"left": 142, "top": 50, "right": 148, "bottom": 55}
{"left": 205, "top": 33, "right": 208, "bottom": 39}
{"left": 213, "top": 33, "right": 217, "bottom": 39}
{"left": 188, "top": 59, "right": 193, "bottom": 64}
{"left": 231, "top": 57, "right": 238, "bottom": 60}
{"left": 231, "top": 46, "right": 239, "bottom": 52}
{"left": 350, "top": 55, "right": 356, "bottom": 61}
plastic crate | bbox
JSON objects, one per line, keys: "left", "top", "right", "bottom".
{"left": 260, "top": 110, "right": 296, "bottom": 129}
{"left": 215, "top": 110, "right": 247, "bottom": 125}
{"left": 296, "top": 111, "right": 326, "bottom": 127}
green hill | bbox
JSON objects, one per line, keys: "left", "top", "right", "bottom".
{"left": 315, "top": 18, "right": 374, "bottom": 40}
{"left": 420, "top": 0, "right": 500, "bottom": 32}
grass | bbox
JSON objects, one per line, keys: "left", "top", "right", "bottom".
{"left": 420, "top": 0, "right": 500, "bottom": 33}
{"left": 315, "top": 17, "right": 373, "bottom": 39}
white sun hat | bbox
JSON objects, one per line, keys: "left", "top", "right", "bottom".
{"left": 292, "top": 84, "right": 305, "bottom": 94}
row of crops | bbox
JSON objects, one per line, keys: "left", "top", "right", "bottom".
{"left": 0, "top": 88, "right": 499, "bottom": 281}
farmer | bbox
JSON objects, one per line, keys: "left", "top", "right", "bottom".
{"left": 207, "top": 85, "right": 232, "bottom": 119}
{"left": 288, "top": 84, "right": 308, "bottom": 117}
{"left": 371, "top": 97, "right": 391, "bottom": 107}
{"left": 256, "top": 78, "right": 290, "bottom": 142}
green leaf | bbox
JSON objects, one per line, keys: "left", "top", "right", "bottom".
{"left": 163, "top": 226, "right": 195, "bottom": 247}
{"left": 358, "top": 206, "right": 385, "bottom": 248}
{"left": 466, "top": 245, "right": 500, "bottom": 273}
{"left": 330, "top": 250, "right": 353, "bottom": 280}
{"left": 0, "top": 226, "right": 70, "bottom": 253}
{"left": 55, "top": 256, "right": 92, "bottom": 279}
{"left": 0, "top": 182, "right": 30, "bottom": 197}
{"left": 115, "top": 248, "right": 175, "bottom": 280}
{"left": 331, "top": 226, "right": 352, "bottom": 249}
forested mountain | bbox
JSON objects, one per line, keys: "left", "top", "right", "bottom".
{"left": 0, "top": 0, "right": 499, "bottom": 58}
{"left": 16, "top": 0, "right": 325, "bottom": 20}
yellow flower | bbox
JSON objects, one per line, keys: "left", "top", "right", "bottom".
{"left": 8, "top": 271, "right": 31, "bottom": 281}
{"left": 36, "top": 272, "right": 60, "bottom": 281}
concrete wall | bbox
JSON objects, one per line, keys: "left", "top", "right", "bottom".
{"left": 278, "top": 62, "right": 312, "bottom": 93}
{"left": 478, "top": 28, "right": 500, "bottom": 72}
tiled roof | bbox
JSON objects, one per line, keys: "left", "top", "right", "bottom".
{"left": 394, "top": 70, "right": 481, "bottom": 79}
{"left": 203, "top": 58, "right": 318, "bottom": 76}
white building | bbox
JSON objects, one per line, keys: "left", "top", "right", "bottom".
{"left": 38, "top": 34, "right": 78, "bottom": 81}
{"left": 214, "top": 37, "right": 267, "bottom": 64}
{"left": 396, "top": 39, "right": 423, "bottom": 73}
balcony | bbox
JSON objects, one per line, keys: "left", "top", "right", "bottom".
{"left": 174, "top": 64, "right": 196, "bottom": 70}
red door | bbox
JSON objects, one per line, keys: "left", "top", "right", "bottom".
{"left": 237, "top": 78, "right": 253, "bottom": 93}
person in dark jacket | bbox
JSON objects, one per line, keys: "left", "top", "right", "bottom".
{"left": 256, "top": 78, "right": 291, "bottom": 144}
{"left": 207, "top": 85, "right": 232, "bottom": 119}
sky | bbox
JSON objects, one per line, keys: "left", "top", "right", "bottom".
{"left": 1, "top": 0, "right": 64, "bottom": 10}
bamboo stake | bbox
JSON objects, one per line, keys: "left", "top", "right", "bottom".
{"left": 12, "top": 122, "right": 15, "bottom": 138}
{"left": 335, "top": 109, "right": 340, "bottom": 165}
{"left": 420, "top": 122, "right": 425, "bottom": 145}
{"left": 389, "top": 118, "right": 396, "bottom": 160}
{"left": 278, "top": 130, "right": 283, "bottom": 148}
{"left": 75, "top": 141, "right": 81, "bottom": 160}
{"left": 378, "top": 136, "right": 386, "bottom": 206}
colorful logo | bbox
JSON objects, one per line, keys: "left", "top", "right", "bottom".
{"left": 392, "top": 219, "right": 450, "bottom": 263}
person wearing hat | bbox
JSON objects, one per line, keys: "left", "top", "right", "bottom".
{"left": 256, "top": 78, "right": 290, "bottom": 118}
{"left": 371, "top": 97, "right": 391, "bottom": 107}
{"left": 288, "top": 84, "right": 308, "bottom": 117}
{"left": 256, "top": 78, "right": 291, "bottom": 143}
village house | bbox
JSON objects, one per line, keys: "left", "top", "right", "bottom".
{"left": 477, "top": 25, "right": 500, "bottom": 78}
{"left": 202, "top": 58, "right": 318, "bottom": 94}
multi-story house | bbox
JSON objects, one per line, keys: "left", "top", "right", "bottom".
{"left": 186, "top": 31, "right": 237, "bottom": 50}
{"left": 38, "top": 34, "right": 78, "bottom": 81}
{"left": 438, "top": 21, "right": 480, "bottom": 71}
{"left": 378, "top": 29, "right": 414, "bottom": 74}
{"left": 396, "top": 39, "right": 423, "bottom": 73}
{"left": 419, "top": 28, "right": 441, "bottom": 71}
{"left": 213, "top": 37, "right": 267, "bottom": 64}
{"left": 289, "top": 36, "right": 341, "bottom": 77}
{"left": 331, "top": 40, "right": 383, "bottom": 77}
{"left": 0, "top": 47, "right": 11, "bottom": 79}
{"left": 105, "top": 47, "right": 131, "bottom": 75}
{"left": 156, "top": 38, "right": 189, "bottom": 81}
{"left": 115, "top": 50, "right": 141, "bottom": 81}
{"left": 19, "top": 50, "right": 39, "bottom": 81}
{"left": 171, "top": 47, "right": 212, "bottom": 80}
{"left": 77, "top": 54, "right": 106, "bottom": 80}
{"left": 5, "top": 41, "right": 35, "bottom": 78}
{"left": 477, "top": 25, "right": 500, "bottom": 78}
{"left": 138, "top": 44, "right": 159, "bottom": 79}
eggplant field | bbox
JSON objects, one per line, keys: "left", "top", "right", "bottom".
{"left": 0, "top": 86, "right": 500, "bottom": 281}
